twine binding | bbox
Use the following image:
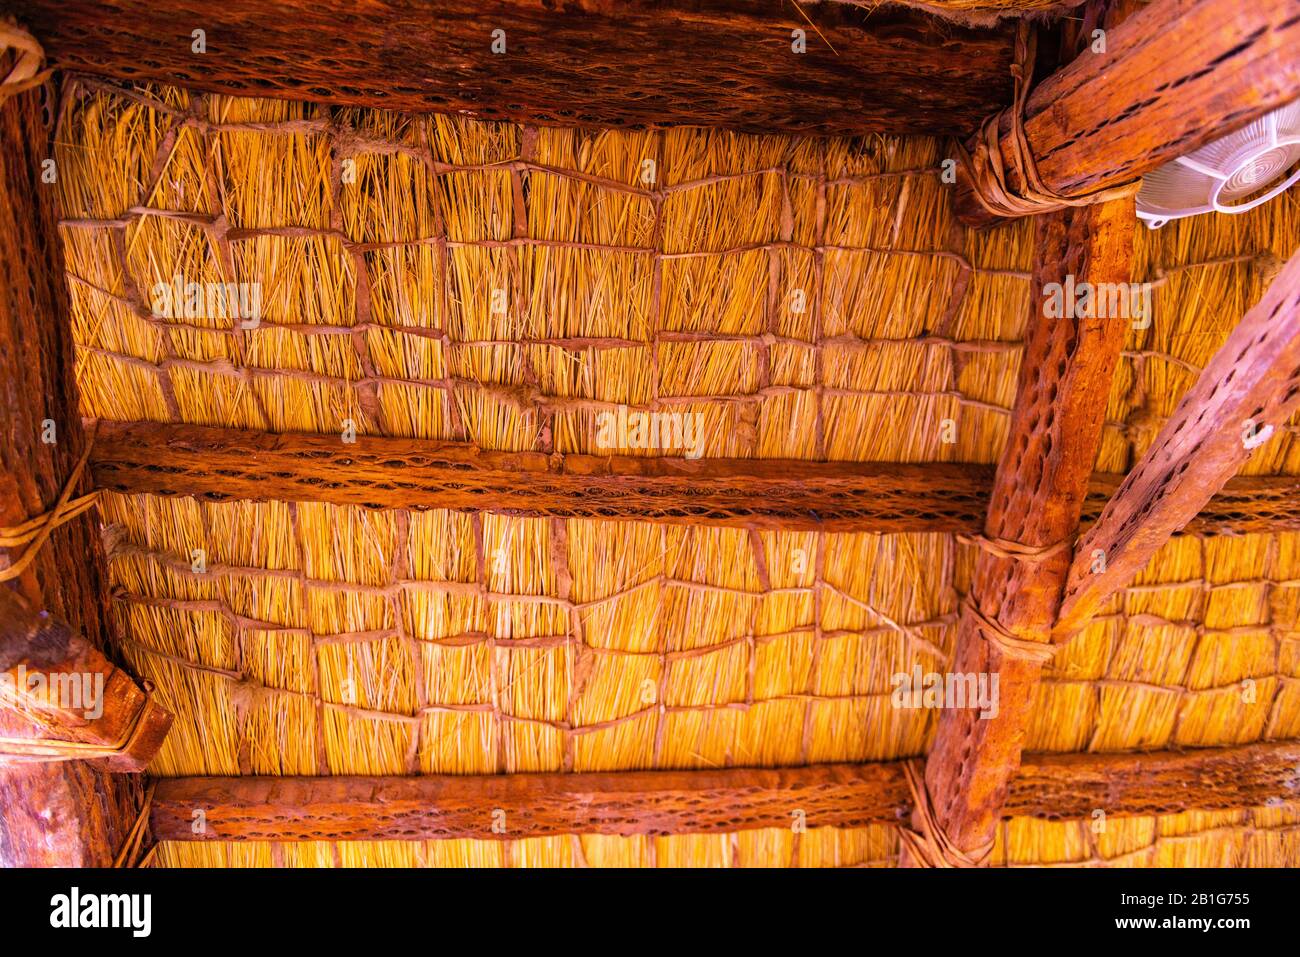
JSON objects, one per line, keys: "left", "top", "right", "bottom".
{"left": 0, "top": 430, "right": 101, "bottom": 584}
{"left": 0, "top": 420, "right": 154, "bottom": 764}
{"left": 0, "top": 685, "right": 154, "bottom": 763}
{"left": 898, "top": 760, "right": 994, "bottom": 867}
{"left": 954, "top": 21, "right": 1140, "bottom": 218}
{"left": 957, "top": 532, "right": 1071, "bottom": 564}
{"left": 114, "top": 783, "right": 157, "bottom": 868}
{"left": 0, "top": 20, "right": 50, "bottom": 103}
{"left": 962, "top": 594, "right": 1057, "bottom": 664}
{"left": 957, "top": 531, "right": 1068, "bottom": 661}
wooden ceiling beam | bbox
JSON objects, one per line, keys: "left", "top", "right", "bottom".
{"left": 0, "top": 587, "right": 172, "bottom": 772}
{"left": 0, "top": 72, "right": 149, "bottom": 866}
{"left": 1056, "top": 248, "right": 1300, "bottom": 638}
{"left": 150, "top": 740, "right": 1300, "bottom": 843}
{"left": 89, "top": 419, "right": 1300, "bottom": 536}
{"left": 904, "top": 197, "right": 1136, "bottom": 865}
{"left": 88, "top": 419, "right": 997, "bottom": 533}
{"left": 955, "top": 0, "right": 1300, "bottom": 227}
{"left": 15, "top": 0, "right": 1018, "bottom": 138}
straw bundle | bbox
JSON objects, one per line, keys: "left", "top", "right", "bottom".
{"left": 100, "top": 488, "right": 963, "bottom": 777}
{"left": 993, "top": 802, "right": 1300, "bottom": 867}
{"left": 57, "top": 78, "right": 1040, "bottom": 463}
{"left": 53, "top": 72, "right": 1300, "bottom": 866}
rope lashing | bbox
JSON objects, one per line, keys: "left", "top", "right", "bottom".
{"left": 0, "top": 434, "right": 100, "bottom": 584}
{"left": 0, "top": 694, "right": 154, "bottom": 763}
{"left": 897, "top": 760, "right": 995, "bottom": 868}
{"left": 957, "top": 532, "right": 1071, "bottom": 564}
{"left": 114, "top": 783, "right": 158, "bottom": 868}
{"left": 961, "top": 595, "right": 1057, "bottom": 664}
{"left": 953, "top": 21, "right": 1141, "bottom": 218}
{"left": 0, "top": 20, "right": 50, "bottom": 103}
{"left": 955, "top": 532, "right": 1069, "bottom": 662}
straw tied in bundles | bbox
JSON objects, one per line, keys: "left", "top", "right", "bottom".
{"left": 150, "top": 273, "right": 262, "bottom": 327}
{"left": 891, "top": 666, "right": 999, "bottom": 719}
{"left": 595, "top": 405, "right": 706, "bottom": 459}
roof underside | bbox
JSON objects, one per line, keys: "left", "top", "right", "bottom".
{"left": 53, "top": 77, "right": 1300, "bottom": 867}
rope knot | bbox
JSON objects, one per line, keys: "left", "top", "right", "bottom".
{"left": 953, "top": 21, "right": 1140, "bottom": 219}
{"left": 0, "top": 435, "right": 100, "bottom": 584}
{"left": 0, "top": 20, "right": 50, "bottom": 103}
{"left": 898, "top": 760, "right": 994, "bottom": 867}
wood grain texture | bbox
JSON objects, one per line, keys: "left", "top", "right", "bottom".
{"left": 0, "top": 762, "right": 140, "bottom": 866}
{"left": 956, "top": 0, "right": 1300, "bottom": 226}
{"left": 14, "top": 0, "right": 1017, "bottom": 137}
{"left": 90, "top": 419, "right": 996, "bottom": 533}
{"left": 908, "top": 198, "right": 1135, "bottom": 863}
{"left": 154, "top": 763, "right": 908, "bottom": 842}
{"left": 1005, "top": 742, "right": 1300, "bottom": 821}
{"left": 89, "top": 420, "right": 1300, "bottom": 535}
{"left": 0, "top": 588, "right": 172, "bottom": 772}
{"left": 150, "top": 741, "right": 1300, "bottom": 842}
{"left": 1056, "top": 248, "right": 1300, "bottom": 637}
{"left": 0, "top": 75, "right": 144, "bottom": 866}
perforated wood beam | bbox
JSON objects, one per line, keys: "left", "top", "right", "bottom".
{"left": 0, "top": 73, "right": 146, "bottom": 866}
{"left": 905, "top": 196, "right": 1136, "bottom": 865}
{"left": 149, "top": 741, "right": 1300, "bottom": 842}
{"left": 956, "top": 0, "right": 1300, "bottom": 227}
{"left": 88, "top": 420, "right": 1300, "bottom": 535}
{"left": 1056, "top": 248, "right": 1300, "bottom": 638}
{"left": 13, "top": 0, "right": 1018, "bottom": 137}
{"left": 89, "top": 420, "right": 997, "bottom": 533}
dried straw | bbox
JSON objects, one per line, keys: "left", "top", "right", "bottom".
{"left": 53, "top": 72, "right": 1300, "bottom": 867}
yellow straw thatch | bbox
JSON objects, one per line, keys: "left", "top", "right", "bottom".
{"left": 53, "top": 73, "right": 1300, "bottom": 867}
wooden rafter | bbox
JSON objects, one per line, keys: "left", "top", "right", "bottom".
{"left": 956, "top": 0, "right": 1300, "bottom": 227}
{"left": 89, "top": 420, "right": 1300, "bottom": 536}
{"left": 0, "top": 74, "right": 147, "bottom": 866}
{"left": 1056, "top": 248, "right": 1300, "bottom": 638}
{"left": 18, "top": 0, "right": 1017, "bottom": 138}
{"left": 904, "top": 197, "right": 1136, "bottom": 865}
{"left": 89, "top": 420, "right": 993, "bottom": 533}
{"left": 150, "top": 741, "right": 1300, "bottom": 843}
{"left": 0, "top": 587, "right": 171, "bottom": 771}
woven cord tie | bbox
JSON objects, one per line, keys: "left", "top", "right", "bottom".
{"left": 0, "top": 689, "right": 154, "bottom": 762}
{"left": 0, "top": 20, "right": 50, "bottom": 103}
{"left": 962, "top": 595, "right": 1057, "bottom": 664}
{"left": 954, "top": 21, "right": 1141, "bottom": 219}
{"left": 956, "top": 531, "right": 1069, "bottom": 663}
{"left": 114, "top": 783, "right": 158, "bottom": 868}
{"left": 0, "top": 434, "right": 100, "bottom": 584}
{"left": 957, "top": 532, "right": 1071, "bottom": 565}
{"left": 898, "top": 760, "right": 994, "bottom": 867}
{"left": 0, "top": 426, "right": 142, "bottom": 763}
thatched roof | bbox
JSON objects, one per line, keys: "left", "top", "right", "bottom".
{"left": 51, "top": 70, "right": 1300, "bottom": 867}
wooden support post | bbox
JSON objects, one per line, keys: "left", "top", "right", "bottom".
{"left": 0, "top": 587, "right": 172, "bottom": 771}
{"left": 1056, "top": 248, "right": 1300, "bottom": 637}
{"left": 904, "top": 197, "right": 1135, "bottom": 865}
{"left": 18, "top": 0, "right": 1018, "bottom": 138}
{"left": 956, "top": 0, "right": 1300, "bottom": 227}
{"left": 0, "top": 63, "right": 148, "bottom": 864}
{"left": 87, "top": 420, "right": 1300, "bottom": 536}
{"left": 149, "top": 741, "right": 1300, "bottom": 843}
